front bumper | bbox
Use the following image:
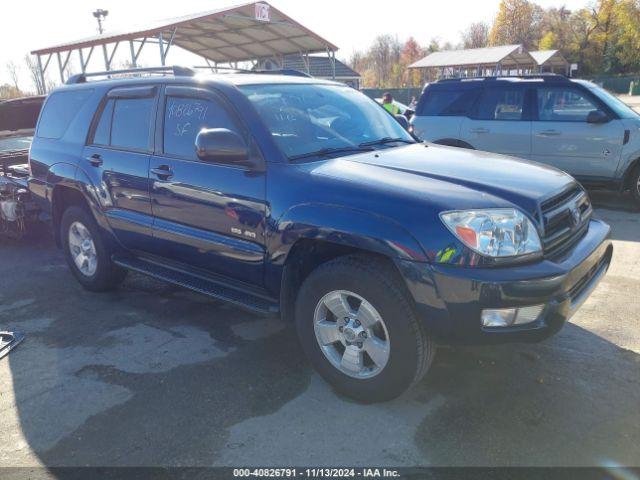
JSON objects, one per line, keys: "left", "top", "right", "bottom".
{"left": 397, "top": 219, "right": 613, "bottom": 344}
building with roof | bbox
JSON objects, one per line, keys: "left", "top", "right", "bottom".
{"left": 256, "top": 55, "right": 361, "bottom": 88}
{"left": 408, "top": 45, "right": 569, "bottom": 80}
{"left": 529, "top": 50, "right": 570, "bottom": 75}
{"left": 30, "top": 1, "right": 339, "bottom": 91}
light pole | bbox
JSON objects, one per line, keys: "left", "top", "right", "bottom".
{"left": 93, "top": 9, "right": 109, "bottom": 34}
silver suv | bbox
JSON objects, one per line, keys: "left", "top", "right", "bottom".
{"left": 411, "top": 75, "right": 640, "bottom": 205}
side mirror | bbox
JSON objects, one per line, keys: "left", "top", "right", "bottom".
{"left": 587, "top": 109, "right": 609, "bottom": 124}
{"left": 395, "top": 114, "right": 410, "bottom": 130}
{"left": 195, "top": 128, "right": 251, "bottom": 167}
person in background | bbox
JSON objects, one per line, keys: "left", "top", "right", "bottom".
{"left": 382, "top": 92, "right": 400, "bottom": 115}
{"left": 409, "top": 96, "right": 417, "bottom": 110}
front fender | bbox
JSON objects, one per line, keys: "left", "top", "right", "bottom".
{"left": 270, "top": 203, "right": 429, "bottom": 265}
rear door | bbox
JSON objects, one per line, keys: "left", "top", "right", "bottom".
{"left": 460, "top": 84, "right": 532, "bottom": 158}
{"left": 148, "top": 85, "right": 267, "bottom": 286}
{"left": 411, "top": 85, "right": 479, "bottom": 141}
{"left": 83, "top": 85, "right": 157, "bottom": 250}
{"left": 531, "top": 85, "right": 624, "bottom": 180}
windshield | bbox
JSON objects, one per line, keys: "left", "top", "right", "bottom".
{"left": 585, "top": 83, "right": 639, "bottom": 119}
{"left": 240, "top": 84, "right": 414, "bottom": 159}
{"left": 0, "top": 135, "right": 32, "bottom": 153}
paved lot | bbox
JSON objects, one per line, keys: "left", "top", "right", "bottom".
{"left": 0, "top": 192, "right": 639, "bottom": 468}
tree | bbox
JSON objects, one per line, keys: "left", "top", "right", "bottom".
{"left": 539, "top": 31, "right": 559, "bottom": 50}
{"left": 615, "top": 0, "right": 640, "bottom": 71}
{"left": 462, "top": 22, "right": 489, "bottom": 49}
{"left": 5, "top": 61, "right": 20, "bottom": 90}
{"left": 24, "top": 55, "right": 47, "bottom": 95}
{"left": 401, "top": 37, "right": 424, "bottom": 87}
{"left": 489, "top": 0, "right": 544, "bottom": 49}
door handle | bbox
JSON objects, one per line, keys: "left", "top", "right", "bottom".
{"left": 151, "top": 165, "right": 174, "bottom": 180}
{"left": 538, "top": 130, "right": 561, "bottom": 137}
{"left": 87, "top": 153, "right": 103, "bottom": 167}
{"left": 470, "top": 128, "right": 489, "bottom": 134}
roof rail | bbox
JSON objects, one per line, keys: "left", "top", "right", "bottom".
{"left": 192, "top": 66, "right": 312, "bottom": 78}
{"left": 66, "top": 66, "right": 195, "bottom": 85}
{"left": 437, "top": 73, "right": 570, "bottom": 83}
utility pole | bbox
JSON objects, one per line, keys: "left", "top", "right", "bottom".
{"left": 93, "top": 9, "right": 109, "bottom": 34}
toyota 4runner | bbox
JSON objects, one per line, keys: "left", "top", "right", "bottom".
{"left": 29, "top": 67, "right": 612, "bottom": 402}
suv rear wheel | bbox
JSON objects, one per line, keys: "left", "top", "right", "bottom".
{"left": 295, "top": 255, "right": 435, "bottom": 402}
{"left": 61, "top": 206, "right": 127, "bottom": 291}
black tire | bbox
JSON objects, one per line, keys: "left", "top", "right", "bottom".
{"left": 631, "top": 166, "right": 640, "bottom": 206}
{"left": 60, "top": 205, "right": 127, "bottom": 292}
{"left": 295, "top": 255, "right": 435, "bottom": 403}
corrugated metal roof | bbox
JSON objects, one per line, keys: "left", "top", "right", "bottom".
{"left": 409, "top": 44, "right": 534, "bottom": 69}
{"left": 280, "top": 55, "right": 360, "bottom": 78}
{"left": 31, "top": 2, "right": 338, "bottom": 64}
{"left": 529, "top": 50, "right": 568, "bottom": 67}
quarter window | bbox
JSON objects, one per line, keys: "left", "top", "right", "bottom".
{"left": 537, "top": 87, "right": 599, "bottom": 122}
{"left": 474, "top": 88, "right": 524, "bottom": 121}
{"left": 37, "top": 89, "right": 93, "bottom": 139}
{"left": 163, "top": 96, "right": 240, "bottom": 159}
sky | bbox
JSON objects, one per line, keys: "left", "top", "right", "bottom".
{"left": 1, "top": 0, "right": 590, "bottom": 89}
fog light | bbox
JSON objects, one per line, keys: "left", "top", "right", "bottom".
{"left": 481, "top": 305, "right": 545, "bottom": 327}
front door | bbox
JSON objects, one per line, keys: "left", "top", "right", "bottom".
{"left": 460, "top": 85, "right": 532, "bottom": 158}
{"left": 82, "top": 85, "right": 158, "bottom": 250}
{"left": 531, "top": 85, "right": 624, "bottom": 180}
{"left": 148, "top": 86, "right": 267, "bottom": 287}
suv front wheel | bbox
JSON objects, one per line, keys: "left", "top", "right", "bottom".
{"left": 295, "top": 255, "right": 435, "bottom": 402}
{"left": 61, "top": 206, "right": 127, "bottom": 291}
{"left": 631, "top": 166, "right": 640, "bottom": 206}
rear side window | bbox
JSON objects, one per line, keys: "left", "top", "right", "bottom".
{"left": 37, "top": 90, "right": 93, "bottom": 139}
{"left": 163, "top": 96, "right": 240, "bottom": 159}
{"left": 91, "top": 97, "right": 154, "bottom": 151}
{"left": 417, "top": 88, "right": 480, "bottom": 116}
{"left": 111, "top": 98, "right": 154, "bottom": 150}
{"left": 474, "top": 88, "right": 524, "bottom": 121}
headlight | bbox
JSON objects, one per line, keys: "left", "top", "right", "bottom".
{"left": 440, "top": 209, "right": 542, "bottom": 258}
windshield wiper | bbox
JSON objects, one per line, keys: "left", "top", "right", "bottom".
{"left": 359, "top": 137, "right": 415, "bottom": 147}
{"left": 289, "top": 146, "right": 374, "bottom": 161}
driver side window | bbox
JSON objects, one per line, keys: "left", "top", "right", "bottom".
{"left": 537, "top": 87, "right": 599, "bottom": 122}
{"left": 163, "top": 96, "right": 240, "bottom": 160}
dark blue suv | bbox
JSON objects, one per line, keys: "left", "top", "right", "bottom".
{"left": 28, "top": 67, "right": 612, "bottom": 401}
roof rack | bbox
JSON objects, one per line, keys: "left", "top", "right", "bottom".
{"left": 437, "top": 73, "right": 570, "bottom": 83}
{"left": 67, "top": 65, "right": 313, "bottom": 85}
{"left": 66, "top": 66, "right": 196, "bottom": 85}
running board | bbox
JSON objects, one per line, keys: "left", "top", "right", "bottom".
{"left": 112, "top": 256, "right": 279, "bottom": 315}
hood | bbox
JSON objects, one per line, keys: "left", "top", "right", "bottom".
{"left": 314, "top": 143, "right": 576, "bottom": 214}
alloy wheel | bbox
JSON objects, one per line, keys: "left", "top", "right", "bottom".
{"left": 68, "top": 221, "right": 98, "bottom": 277}
{"left": 313, "top": 290, "right": 390, "bottom": 379}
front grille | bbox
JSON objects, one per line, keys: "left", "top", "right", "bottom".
{"left": 540, "top": 185, "right": 592, "bottom": 258}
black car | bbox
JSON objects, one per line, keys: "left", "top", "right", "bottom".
{"left": 0, "top": 95, "right": 45, "bottom": 172}
{"left": 28, "top": 67, "right": 612, "bottom": 401}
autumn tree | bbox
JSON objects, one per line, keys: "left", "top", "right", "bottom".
{"left": 401, "top": 37, "right": 424, "bottom": 87}
{"left": 489, "top": 0, "right": 544, "bottom": 49}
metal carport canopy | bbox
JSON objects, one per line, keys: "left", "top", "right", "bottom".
{"left": 408, "top": 45, "right": 534, "bottom": 70}
{"left": 30, "top": 1, "right": 338, "bottom": 81}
